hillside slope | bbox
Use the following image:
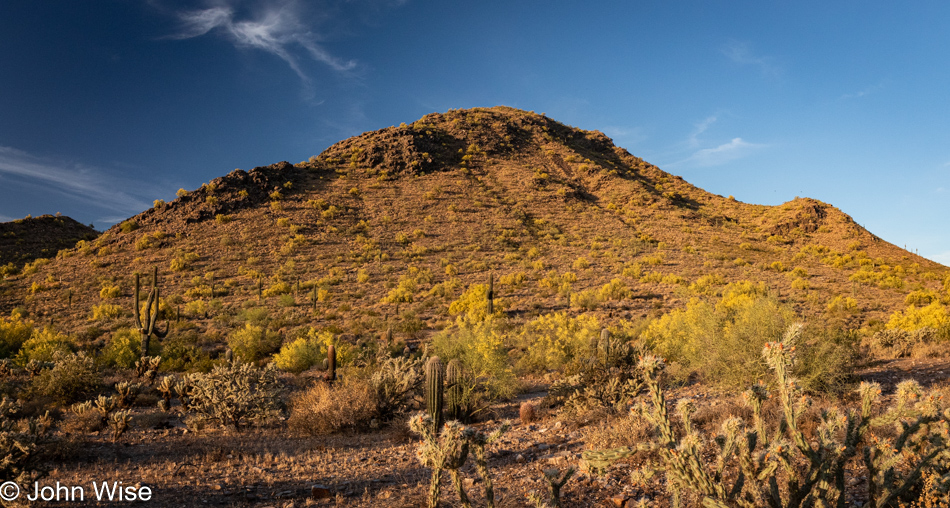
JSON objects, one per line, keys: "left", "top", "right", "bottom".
{"left": 0, "top": 214, "right": 98, "bottom": 271}
{"left": 0, "top": 107, "right": 945, "bottom": 348}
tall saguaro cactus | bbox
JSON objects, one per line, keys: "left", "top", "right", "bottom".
{"left": 446, "top": 359, "right": 463, "bottom": 422}
{"left": 134, "top": 266, "right": 168, "bottom": 359}
{"left": 426, "top": 356, "right": 444, "bottom": 431}
{"left": 487, "top": 272, "right": 494, "bottom": 315}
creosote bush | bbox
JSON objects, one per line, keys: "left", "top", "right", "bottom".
{"left": 31, "top": 351, "right": 100, "bottom": 404}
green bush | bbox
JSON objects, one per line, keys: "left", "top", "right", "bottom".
{"left": 159, "top": 332, "right": 212, "bottom": 372}
{"left": 227, "top": 323, "right": 282, "bottom": 363}
{"left": 642, "top": 285, "right": 854, "bottom": 391}
{"left": 515, "top": 312, "right": 601, "bottom": 373}
{"left": 16, "top": 328, "right": 73, "bottom": 365}
{"left": 0, "top": 316, "right": 33, "bottom": 358}
{"left": 31, "top": 352, "right": 100, "bottom": 404}
{"left": 272, "top": 337, "right": 322, "bottom": 374}
{"left": 99, "top": 328, "right": 142, "bottom": 369}
{"left": 431, "top": 317, "right": 517, "bottom": 406}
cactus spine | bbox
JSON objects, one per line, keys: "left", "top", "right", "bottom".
{"left": 326, "top": 344, "right": 336, "bottom": 382}
{"left": 133, "top": 266, "right": 167, "bottom": 359}
{"left": 446, "top": 358, "right": 463, "bottom": 422}
{"left": 426, "top": 356, "right": 444, "bottom": 431}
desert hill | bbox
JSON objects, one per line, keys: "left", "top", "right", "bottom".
{"left": 0, "top": 106, "right": 945, "bottom": 348}
{"left": 0, "top": 214, "right": 98, "bottom": 273}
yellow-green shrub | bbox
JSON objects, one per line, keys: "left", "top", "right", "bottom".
{"left": 227, "top": 323, "right": 282, "bottom": 363}
{"left": 0, "top": 316, "right": 33, "bottom": 358}
{"left": 431, "top": 317, "right": 516, "bottom": 401}
{"left": 90, "top": 304, "right": 122, "bottom": 321}
{"left": 447, "top": 283, "right": 501, "bottom": 322}
{"left": 16, "top": 328, "right": 73, "bottom": 365}
{"left": 886, "top": 302, "right": 949, "bottom": 333}
{"left": 99, "top": 328, "right": 142, "bottom": 369}
{"left": 272, "top": 337, "right": 323, "bottom": 374}
{"left": 826, "top": 295, "right": 858, "bottom": 314}
{"left": 515, "top": 312, "right": 600, "bottom": 373}
{"left": 99, "top": 284, "right": 120, "bottom": 299}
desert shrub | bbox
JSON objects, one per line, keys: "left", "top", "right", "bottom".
{"left": 272, "top": 337, "right": 322, "bottom": 374}
{"left": 99, "top": 328, "right": 142, "bottom": 369}
{"left": 119, "top": 220, "right": 138, "bottom": 233}
{"left": 262, "top": 281, "right": 291, "bottom": 297}
{"left": 227, "top": 323, "right": 282, "bottom": 363}
{"left": 183, "top": 363, "right": 282, "bottom": 430}
{"left": 825, "top": 295, "right": 858, "bottom": 314}
{"left": 448, "top": 283, "right": 500, "bottom": 322}
{"left": 169, "top": 250, "right": 199, "bottom": 272}
{"left": 905, "top": 289, "right": 940, "bottom": 307}
{"left": 570, "top": 289, "right": 600, "bottom": 310}
{"left": 16, "top": 328, "right": 73, "bottom": 365}
{"left": 99, "top": 284, "right": 120, "bottom": 299}
{"left": 288, "top": 378, "right": 376, "bottom": 435}
{"left": 431, "top": 317, "right": 517, "bottom": 407}
{"left": 868, "top": 327, "right": 942, "bottom": 359}
{"left": 886, "top": 302, "right": 949, "bottom": 334}
{"left": 597, "top": 278, "right": 629, "bottom": 301}
{"left": 90, "top": 303, "right": 122, "bottom": 321}
{"left": 643, "top": 288, "right": 852, "bottom": 391}
{"left": 0, "top": 316, "right": 33, "bottom": 358}
{"left": 0, "top": 397, "right": 52, "bottom": 486}
{"left": 515, "top": 312, "right": 600, "bottom": 373}
{"left": 370, "top": 356, "right": 423, "bottom": 420}
{"left": 31, "top": 352, "right": 100, "bottom": 404}
{"left": 159, "top": 333, "right": 212, "bottom": 372}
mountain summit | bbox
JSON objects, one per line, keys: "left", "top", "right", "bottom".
{"left": 1, "top": 107, "right": 945, "bottom": 337}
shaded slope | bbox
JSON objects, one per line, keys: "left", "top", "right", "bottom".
{"left": 0, "top": 215, "right": 98, "bottom": 270}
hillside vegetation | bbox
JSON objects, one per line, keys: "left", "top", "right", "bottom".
{"left": 1, "top": 107, "right": 949, "bottom": 506}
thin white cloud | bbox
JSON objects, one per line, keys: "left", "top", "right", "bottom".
{"left": 688, "top": 116, "right": 717, "bottom": 147}
{"left": 0, "top": 214, "right": 14, "bottom": 223}
{"left": 0, "top": 146, "right": 154, "bottom": 217}
{"left": 168, "top": 0, "right": 356, "bottom": 83}
{"left": 841, "top": 83, "right": 884, "bottom": 100}
{"left": 677, "top": 137, "right": 766, "bottom": 167}
{"left": 928, "top": 251, "right": 950, "bottom": 266}
{"left": 721, "top": 40, "right": 780, "bottom": 77}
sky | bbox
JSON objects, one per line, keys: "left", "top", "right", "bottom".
{"left": 0, "top": 1, "right": 948, "bottom": 264}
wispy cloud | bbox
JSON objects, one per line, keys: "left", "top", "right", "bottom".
{"left": 167, "top": 0, "right": 357, "bottom": 84}
{"left": 721, "top": 40, "right": 780, "bottom": 77}
{"left": 841, "top": 82, "right": 885, "bottom": 100}
{"left": 688, "top": 116, "right": 717, "bottom": 147}
{"left": 676, "top": 137, "right": 766, "bottom": 167}
{"left": 0, "top": 146, "right": 155, "bottom": 219}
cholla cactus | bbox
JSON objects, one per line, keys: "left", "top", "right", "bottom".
{"left": 0, "top": 397, "right": 51, "bottom": 486}
{"left": 586, "top": 323, "right": 950, "bottom": 508}
{"left": 109, "top": 409, "right": 132, "bottom": 443}
{"left": 370, "top": 356, "right": 423, "bottom": 420}
{"left": 156, "top": 375, "right": 176, "bottom": 412}
{"left": 115, "top": 381, "right": 142, "bottom": 408}
{"left": 529, "top": 467, "right": 576, "bottom": 508}
{"left": 409, "top": 413, "right": 508, "bottom": 508}
{"left": 134, "top": 355, "right": 161, "bottom": 383}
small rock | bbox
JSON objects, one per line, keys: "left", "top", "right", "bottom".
{"left": 609, "top": 495, "right": 629, "bottom": 507}
{"left": 311, "top": 485, "right": 332, "bottom": 499}
{"left": 213, "top": 484, "right": 222, "bottom": 491}
{"left": 516, "top": 454, "right": 525, "bottom": 463}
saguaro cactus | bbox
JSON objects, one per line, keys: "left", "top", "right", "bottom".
{"left": 446, "top": 359, "right": 463, "bottom": 422}
{"left": 426, "top": 356, "right": 444, "bottom": 431}
{"left": 133, "top": 266, "right": 168, "bottom": 359}
{"left": 326, "top": 344, "right": 337, "bottom": 382}
{"left": 487, "top": 272, "right": 494, "bottom": 315}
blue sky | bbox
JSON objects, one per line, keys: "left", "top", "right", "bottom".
{"left": 1, "top": 1, "right": 947, "bottom": 264}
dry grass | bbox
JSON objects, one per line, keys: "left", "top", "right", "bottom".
{"left": 288, "top": 378, "right": 377, "bottom": 435}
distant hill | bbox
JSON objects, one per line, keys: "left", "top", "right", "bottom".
{"left": 0, "top": 107, "right": 945, "bottom": 343}
{"left": 0, "top": 214, "right": 98, "bottom": 270}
